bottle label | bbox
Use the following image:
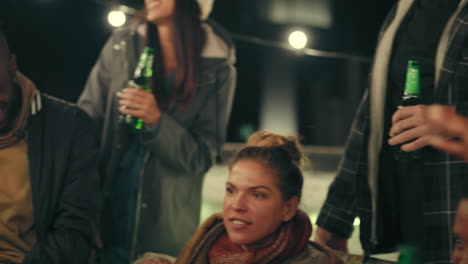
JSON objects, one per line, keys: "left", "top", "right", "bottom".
{"left": 404, "top": 63, "right": 420, "bottom": 95}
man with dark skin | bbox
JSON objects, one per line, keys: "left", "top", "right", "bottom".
{"left": 0, "top": 31, "right": 100, "bottom": 264}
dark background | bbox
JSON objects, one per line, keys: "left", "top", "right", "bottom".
{"left": 0, "top": 0, "right": 396, "bottom": 144}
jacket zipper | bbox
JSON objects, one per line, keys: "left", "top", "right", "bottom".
{"left": 130, "top": 151, "right": 150, "bottom": 261}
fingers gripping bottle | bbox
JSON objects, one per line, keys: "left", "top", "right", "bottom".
{"left": 393, "top": 60, "right": 421, "bottom": 160}
{"left": 119, "top": 47, "right": 155, "bottom": 130}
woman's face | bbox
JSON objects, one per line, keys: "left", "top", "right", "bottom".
{"left": 223, "top": 159, "right": 297, "bottom": 246}
{"left": 144, "top": 0, "right": 175, "bottom": 25}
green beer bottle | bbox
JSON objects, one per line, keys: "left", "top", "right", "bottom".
{"left": 393, "top": 60, "right": 421, "bottom": 160}
{"left": 119, "top": 47, "right": 155, "bottom": 130}
{"left": 397, "top": 245, "right": 422, "bottom": 264}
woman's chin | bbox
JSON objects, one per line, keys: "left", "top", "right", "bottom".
{"left": 226, "top": 233, "right": 257, "bottom": 246}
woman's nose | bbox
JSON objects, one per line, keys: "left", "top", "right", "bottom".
{"left": 231, "top": 193, "right": 247, "bottom": 212}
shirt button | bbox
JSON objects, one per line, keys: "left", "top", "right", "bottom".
{"left": 142, "top": 203, "right": 148, "bottom": 208}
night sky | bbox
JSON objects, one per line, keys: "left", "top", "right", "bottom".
{"left": 0, "top": 0, "right": 396, "bottom": 143}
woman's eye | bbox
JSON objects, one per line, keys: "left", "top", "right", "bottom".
{"left": 226, "top": 187, "right": 234, "bottom": 194}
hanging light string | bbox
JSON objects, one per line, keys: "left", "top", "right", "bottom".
{"left": 231, "top": 33, "right": 372, "bottom": 63}
{"left": 95, "top": 1, "right": 371, "bottom": 63}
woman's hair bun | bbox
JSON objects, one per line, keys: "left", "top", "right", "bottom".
{"left": 246, "top": 130, "right": 303, "bottom": 166}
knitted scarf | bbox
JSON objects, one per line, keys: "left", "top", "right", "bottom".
{"left": 0, "top": 72, "right": 36, "bottom": 149}
{"left": 175, "top": 210, "right": 313, "bottom": 264}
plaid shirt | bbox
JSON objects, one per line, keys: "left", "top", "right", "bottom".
{"left": 317, "top": 0, "right": 468, "bottom": 263}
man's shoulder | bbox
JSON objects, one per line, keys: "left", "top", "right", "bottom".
{"left": 40, "top": 94, "right": 78, "bottom": 113}
{"left": 27, "top": 94, "right": 98, "bottom": 153}
{"left": 35, "top": 94, "right": 93, "bottom": 125}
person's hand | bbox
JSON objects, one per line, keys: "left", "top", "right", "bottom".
{"left": 388, "top": 104, "right": 455, "bottom": 151}
{"left": 117, "top": 88, "right": 161, "bottom": 127}
{"left": 315, "top": 227, "right": 349, "bottom": 252}
{"left": 427, "top": 104, "right": 468, "bottom": 161}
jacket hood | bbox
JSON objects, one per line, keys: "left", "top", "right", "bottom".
{"left": 201, "top": 20, "right": 235, "bottom": 64}
{"left": 197, "top": 0, "right": 214, "bottom": 20}
{"left": 133, "top": 19, "right": 236, "bottom": 67}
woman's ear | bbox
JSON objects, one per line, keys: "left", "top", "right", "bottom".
{"left": 281, "top": 196, "right": 299, "bottom": 222}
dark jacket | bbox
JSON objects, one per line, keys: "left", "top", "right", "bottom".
{"left": 317, "top": 0, "right": 468, "bottom": 262}
{"left": 23, "top": 92, "right": 100, "bottom": 263}
{"left": 78, "top": 19, "right": 236, "bottom": 257}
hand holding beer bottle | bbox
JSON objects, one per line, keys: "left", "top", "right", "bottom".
{"left": 117, "top": 46, "right": 162, "bottom": 129}
{"left": 388, "top": 60, "right": 458, "bottom": 159}
{"left": 391, "top": 60, "right": 422, "bottom": 160}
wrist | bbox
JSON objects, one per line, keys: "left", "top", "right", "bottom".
{"left": 147, "top": 112, "right": 162, "bottom": 127}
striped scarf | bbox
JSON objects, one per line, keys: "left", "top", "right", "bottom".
{"left": 0, "top": 72, "right": 36, "bottom": 149}
{"left": 208, "top": 210, "right": 312, "bottom": 264}
{"left": 175, "top": 210, "right": 312, "bottom": 264}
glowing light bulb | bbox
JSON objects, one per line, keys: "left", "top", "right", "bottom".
{"left": 108, "top": 10, "right": 126, "bottom": 28}
{"left": 288, "top": 31, "right": 308, "bottom": 49}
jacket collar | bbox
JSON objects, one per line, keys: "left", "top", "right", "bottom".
{"left": 435, "top": 0, "right": 468, "bottom": 87}
{"left": 367, "top": 0, "right": 415, "bottom": 245}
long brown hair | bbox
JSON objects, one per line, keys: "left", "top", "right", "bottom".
{"left": 146, "top": 0, "right": 206, "bottom": 109}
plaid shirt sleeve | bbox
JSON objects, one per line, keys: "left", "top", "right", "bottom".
{"left": 315, "top": 5, "right": 399, "bottom": 238}
{"left": 316, "top": 90, "right": 370, "bottom": 239}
